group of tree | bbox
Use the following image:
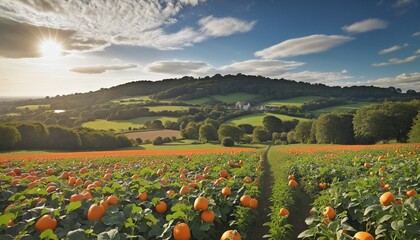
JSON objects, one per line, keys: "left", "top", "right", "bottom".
{"left": 287, "top": 100, "right": 420, "bottom": 144}
{"left": 0, "top": 121, "right": 132, "bottom": 151}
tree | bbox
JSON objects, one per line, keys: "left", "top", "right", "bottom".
{"left": 0, "top": 126, "right": 21, "bottom": 150}
{"left": 238, "top": 124, "right": 254, "bottom": 134}
{"left": 15, "top": 122, "right": 49, "bottom": 149}
{"left": 47, "top": 126, "right": 82, "bottom": 150}
{"left": 262, "top": 115, "right": 283, "bottom": 134}
{"left": 353, "top": 102, "right": 419, "bottom": 143}
{"left": 153, "top": 136, "right": 164, "bottom": 145}
{"left": 217, "top": 124, "right": 243, "bottom": 143}
{"left": 408, "top": 112, "right": 420, "bottom": 143}
{"left": 252, "top": 127, "right": 270, "bottom": 143}
{"left": 151, "top": 120, "right": 164, "bottom": 129}
{"left": 144, "top": 121, "right": 152, "bottom": 129}
{"left": 199, "top": 124, "right": 218, "bottom": 143}
{"left": 294, "top": 121, "right": 313, "bottom": 143}
{"left": 315, "top": 113, "right": 354, "bottom": 144}
{"left": 135, "top": 138, "right": 143, "bottom": 144}
{"left": 181, "top": 126, "right": 199, "bottom": 140}
{"left": 221, "top": 137, "right": 234, "bottom": 147}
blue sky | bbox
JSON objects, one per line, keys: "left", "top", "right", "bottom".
{"left": 0, "top": 0, "right": 419, "bottom": 97}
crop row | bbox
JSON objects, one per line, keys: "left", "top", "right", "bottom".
{"left": 0, "top": 152, "right": 263, "bottom": 240}
{"left": 286, "top": 145, "right": 419, "bottom": 239}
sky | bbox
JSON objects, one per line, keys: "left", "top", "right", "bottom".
{"left": 0, "top": 0, "right": 419, "bottom": 98}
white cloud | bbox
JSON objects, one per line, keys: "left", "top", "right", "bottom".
{"left": 199, "top": 16, "right": 256, "bottom": 37}
{"left": 0, "top": 0, "right": 255, "bottom": 52}
{"left": 415, "top": 49, "right": 420, "bottom": 54}
{"left": 364, "top": 72, "right": 420, "bottom": 91}
{"left": 180, "top": 0, "right": 205, "bottom": 6}
{"left": 393, "top": 0, "right": 415, "bottom": 8}
{"left": 146, "top": 60, "right": 212, "bottom": 75}
{"left": 145, "top": 59, "right": 304, "bottom": 77}
{"left": 372, "top": 55, "right": 418, "bottom": 66}
{"left": 254, "top": 34, "right": 353, "bottom": 59}
{"left": 413, "top": 31, "right": 420, "bottom": 36}
{"left": 218, "top": 59, "right": 305, "bottom": 77}
{"left": 342, "top": 18, "right": 388, "bottom": 33}
{"left": 281, "top": 71, "right": 353, "bottom": 85}
{"left": 341, "top": 69, "right": 348, "bottom": 74}
{"left": 70, "top": 64, "right": 137, "bottom": 74}
{"left": 378, "top": 43, "right": 409, "bottom": 55}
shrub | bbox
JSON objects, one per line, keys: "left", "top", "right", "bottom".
{"left": 153, "top": 136, "right": 164, "bottom": 145}
{"left": 222, "top": 137, "right": 234, "bottom": 147}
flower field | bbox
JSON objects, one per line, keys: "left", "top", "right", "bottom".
{"left": 0, "top": 150, "right": 263, "bottom": 240}
{"left": 266, "top": 144, "right": 420, "bottom": 239}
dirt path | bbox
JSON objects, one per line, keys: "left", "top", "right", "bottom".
{"left": 248, "top": 146, "right": 273, "bottom": 239}
{"left": 289, "top": 188, "right": 313, "bottom": 239}
{"left": 249, "top": 147, "right": 313, "bottom": 239}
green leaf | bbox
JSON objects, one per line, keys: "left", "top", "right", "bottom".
{"left": 391, "top": 220, "right": 404, "bottom": 231}
{"left": 166, "top": 211, "right": 187, "bottom": 221}
{"left": 144, "top": 213, "right": 158, "bottom": 225}
{"left": 40, "top": 229, "right": 58, "bottom": 240}
{"left": 297, "top": 229, "right": 314, "bottom": 238}
{"left": 98, "top": 229, "right": 120, "bottom": 240}
{"left": 363, "top": 205, "right": 381, "bottom": 216}
{"left": 102, "top": 211, "right": 125, "bottom": 226}
{"left": 0, "top": 213, "right": 15, "bottom": 226}
{"left": 66, "top": 229, "right": 86, "bottom": 240}
{"left": 378, "top": 214, "right": 392, "bottom": 224}
{"left": 66, "top": 202, "right": 82, "bottom": 214}
{"left": 199, "top": 222, "right": 211, "bottom": 231}
{"left": 404, "top": 223, "right": 420, "bottom": 234}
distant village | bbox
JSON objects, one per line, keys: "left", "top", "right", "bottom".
{"left": 229, "top": 101, "right": 277, "bottom": 111}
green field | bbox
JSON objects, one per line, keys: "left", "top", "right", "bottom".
{"left": 179, "top": 97, "right": 214, "bottom": 105}
{"left": 177, "top": 92, "right": 260, "bottom": 105}
{"left": 226, "top": 112, "right": 310, "bottom": 126}
{"left": 82, "top": 116, "right": 178, "bottom": 131}
{"left": 311, "top": 102, "right": 373, "bottom": 117}
{"left": 212, "top": 92, "right": 260, "bottom": 104}
{"left": 16, "top": 104, "right": 50, "bottom": 110}
{"left": 111, "top": 95, "right": 152, "bottom": 104}
{"left": 263, "top": 96, "right": 323, "bottom": 107}
{"left": 146, "top": 105, "right": 190, "bottom": 112}
{"left": 137, "top": 139, "right": 268, "bottom": 150}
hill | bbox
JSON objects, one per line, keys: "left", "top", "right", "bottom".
{"left": 6, "top": 74, "right": 418, "bottom": 110}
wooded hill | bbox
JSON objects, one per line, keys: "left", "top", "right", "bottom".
{"left": 9, "top": 74, "right": 420, "bottom": 109}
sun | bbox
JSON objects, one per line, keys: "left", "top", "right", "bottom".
{"left": 40, "top": 40, "right": 62, "bottom": 59}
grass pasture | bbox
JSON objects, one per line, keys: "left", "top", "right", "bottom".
{"left": 226, "top": 112, "right": 310, "bottom": 126}
{"left": 111, "top": 95, "right": 152, "bottom": 105}
{"left": 212, "top": 92, "right": 260, "bottom": 104}
{"left": 311, "top": 102, "right": 373, "bottom": 117}
{"left": 146, "top": 105, "right": 189, "bottom": 112}
{"left": 263, "top": 96, "right": 323, "bottom": 107}
{"left": 82, "top": 116, "right": 178, "bottom": 131}
{"left": 16, "top": 104, "right": 50, "bottom": 110}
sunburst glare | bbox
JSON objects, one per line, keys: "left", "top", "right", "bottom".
{"left": 40, "top": 40, "right": 62, "bottom": 59}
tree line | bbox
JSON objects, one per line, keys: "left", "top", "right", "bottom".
{"left": 176, "top": 100, "right": 419, "bottom": 146}
{"left": 0, "top": 122, "right": 132, "bottom": 151}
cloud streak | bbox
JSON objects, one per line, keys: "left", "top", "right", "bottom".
{"left": 145, "top": 59, "right": 305, "bottom": 77}
{"left": 70, "top": 64, "right": 137, "bottom": 74}
{"left": 254, "top": 34, "right": 353, "bottom": 59}
{"left": 342, "top": 18, "right": 388, "bottom": 33}
{"left": 372, "top": 55, "right": 418, "bottom": 66}
{"left": 378, "top": 43, "right": 408, "bottom": 55}
{"left": 0, "top": 0, "right": 255, "bottom": 54}
{"left": 199, "top": 16, "right": 256, "bottom": 37}
{"left": 364, "top": 72, "right": 420, "bottom": 91}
